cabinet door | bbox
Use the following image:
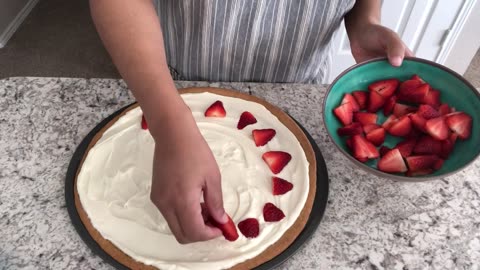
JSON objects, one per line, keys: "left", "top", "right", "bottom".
{"left": 327, "top": 0, "right": 464, "bottom": 83}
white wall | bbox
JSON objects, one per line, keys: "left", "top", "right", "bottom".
{"left": 0, "top": 0, "right": 38, "bottom": 48}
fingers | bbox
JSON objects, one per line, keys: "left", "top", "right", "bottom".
{"left": 386, "top": 31, "right": 412, "bottom": 67}
{"left": 203, "top": 171, "right": 227, "bottom": 224}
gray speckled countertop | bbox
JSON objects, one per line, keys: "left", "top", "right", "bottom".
{"left": 1, "top": 77, "right": 480, "bottom": 270}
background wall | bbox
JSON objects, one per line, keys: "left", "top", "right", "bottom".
{"left": 0, "top": 0, "right": 38, "bottom": 47}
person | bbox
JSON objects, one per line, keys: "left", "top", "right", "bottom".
{"left": 89, "top": 0, "right": 413, "bottom": 244}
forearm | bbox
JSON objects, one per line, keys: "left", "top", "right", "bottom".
{"left": 90, "top": 0, "right": 188, "bottom": 138}
{"left": 345, "top": 0, "right": 381, "bottom": 35}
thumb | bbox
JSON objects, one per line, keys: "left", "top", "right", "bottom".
{"left": 386, "top": 32, "right": 406, "bottom": 67}
{"left": 204, "top": 173, "right": 227, "bottom": 224}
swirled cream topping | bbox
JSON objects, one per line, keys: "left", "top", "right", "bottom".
{"left": 77, "top": 92, "right": 310, "bottom": 270}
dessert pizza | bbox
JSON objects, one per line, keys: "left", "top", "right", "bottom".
{"left": 74, "top": 87, "right": 316, "bottom": 269}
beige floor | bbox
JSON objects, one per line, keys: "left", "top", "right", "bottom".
{"left": 464, "top": 49, "right": 480, "bottom": 87}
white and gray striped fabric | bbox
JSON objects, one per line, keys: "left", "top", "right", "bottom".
{"left": 153, "top": 0, "right": 355, "bottom": 83}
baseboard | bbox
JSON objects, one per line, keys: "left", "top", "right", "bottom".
{"left": 0, "top": 0, "right": 39, "bottom": 48}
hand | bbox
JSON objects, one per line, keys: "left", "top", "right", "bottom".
{"left": 347, "top": 23, "right": 414, "bottom": 66}
{"left": 149, "top": 107, "right": 227, "bottom": 244}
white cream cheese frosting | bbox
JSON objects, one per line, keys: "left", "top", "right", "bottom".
{"left": 76, "top": 92, "right": 310, "bottom": 270}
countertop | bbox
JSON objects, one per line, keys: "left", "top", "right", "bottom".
{"left": 1, "top": 77, "right": 479, "bottom": 270}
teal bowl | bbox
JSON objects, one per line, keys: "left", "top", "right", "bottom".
{"left": 324, "top": 57, "right": 480, "bottom": 181}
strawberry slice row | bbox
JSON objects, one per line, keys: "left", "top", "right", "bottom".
{"left": 333, "top": 74, "right": 473, "bottom": 176}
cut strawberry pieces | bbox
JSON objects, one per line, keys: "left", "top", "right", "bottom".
{"left": 272, "top": 177, "right": 293, "bottom": 195}
{"left": 394, "top": 138, "right": 417, "bottom": 158}
{"left": 379, "top": 146, "right": 392, "bottom": 156}
{"left": 342, "top": 93, "right": 360, "bottom": 112}
{"left": 237, "top": 111, "right": 257, "bottom": 129}
{"left": 425, "top": 117, "right": 449, "bottom": 140}
{"left": 438, "top": 104, "right": 451, "bottom": 115}
{"left": 262, "top": 151, "right": 292, "bottom": 174}
{"left": 141, "top": 115, "right": 148, "bottom": 130}
{"left": 383, "top": 96, "right": 397, "bottom": 116}
{"left": 413, "top": 136, "right": 442, "bottom": 155}
{"left": 238, "top": 218, "right": 260, "bottom": 238}
{"left": 252, "top": 129, "right": 276, "bottom": 146}
{"left": 337, "top": 122, "right": 363, "bottom": 137}
{"left": 367, "top": 90, "right": 386, "bottom": 113}
{"left": 205, "top": 100, "right": 226, "bottom": 117}
{"left": 378, "top": 149, "right": 407, "bottom": 173}
{"left": 409, "top": 113, "right": 427, "bottom": 133}
{"left": 382, "top": 115, "right": 398, "bottom": 129}
{"left": 366, "top": 127, "right": 385, "bottom": 146}
{"left": 393, "top": 103, "right": 416, "bottom": 117}
{"left": 446, "top": 112, "right": 472, "bottom": 140}
{"left": 263, "top": 203, "right": 285, "bottom": 222}
{"left": 211, "top": 214, "right": 239, "bottom": 241}
{"left": 417, "top": 104, "right": 441, "bottom": 120}
{"left": 406, "top": 168, "right": 434, "bottom": 177}
{"left": 368, "top": 78, "right": 399, "bottom": 98}
{"left": 411, "top": 74, "right": 425, "bottom": 82}
{"left": 397, "top": 81, "right": 429, "bottom": 104}
{"left": 387, "top": 116, "right": 412, "bottom": 137}
{"left": 351, "top": 135, "right": 379, "bottom": 161}
{"left": 406, "top": 155, "right": 439, "bottom": 172}
{"left": 352, "top": 91, "right": 368, "bottom": 110}
{"left": 363, "top": 124, "right": 381, "bottom": 134}
{"left": 423, "top": 89, "right": 441, "bottom": 108}
{"left": 353, "top": 112, "right": 378, "bottom": 126}
{"left": 333, "top": 103, "right": 353, "bottom": 126}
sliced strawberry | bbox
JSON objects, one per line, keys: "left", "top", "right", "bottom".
{"left": 141, "top": 115, "right": 148, "bottom": 130}
{"left": 438, "top": 138, "right": 455, "bottom": 159}
{"left": 366, "top": 127, "right": 385, "bottom": 146}
{"left": 438, "top": 104, "right": 452, "bottom": 116}
{"left": 367, "top": 90, "right": 386, "bottom": 113}
{"left": 409, "top": 113, "right": 427, "bottom": 133}
{"left": 262, "top": 151, "right": 292, "bottom": 174}
{"left": 377, "top": 148, "right": 408, "bottom": 173}
{"left": 446, "top": 112, "right": 473, "bottom": 140}
{"left": 263, "top": 203, "right": 285, "bottom": 222}
{"left": 433, "top": 159, "right": 445, "bottom": 170}
{"left": 383, "top": 95, "right": 397, "bottom": 116}
{"left": 398, "top": 82, "right": 430, "bottom": 104}
{"left": 417, "top": 104, "right": 441, "bottom": 120}
{"left": 393, "top": 103, "right": 416, "bottom": 117}
{"left": 382, "top": 115, "right": 398, "bottom": 129}
{"left": 450, "top": 133, "right": 458, "bottom": 143}
{"left": 406, "top": 168, "right": 434, "bottom": 177}
{"left": 212, "top": 214, "right": 239, "bottom": 241}
{"left": 406, "top": 127, "right": 422, "bottom": 139}
{"left": 346, "top": 137, "right": 353, "bottom": 150}
{"left": 406, "top": 155, "right": 439, "bottom": 172}
{"left": 252, "top": 129, "right": 276, "bottom": 146}
{"left": 333, "top": 103, "right": 353, "bottom": 126}
{"left": 352, "top": 91, "right": 368, "bottom": 110}
{"left": 368, "top": 79, "right": 399, "bottom": 98}
{"left": 425, "top": 117, "right": 449, "bottom": 140}
{"left": 351, "top": 135, "right": 379, "bottom": 161}
{"left": 238, "top": 218, "right": 260, "bottom": 238}
{"left": 379, "top": 146, "right": 392, "bottom": 156}
{"left": 423, "top": 89, "right": 441, "bottom": 108}
{"left": 394, "top": 138, "right": 417, "bottom": 158}
{"left": 388, "top": 116, "right": 412, "bottom": 137}
{"left": 353, "top": 112, "right": 378, "bottom": 126}
{"left": 337, "top": 123, "right": 363, "bottom": 137}
{"left": 341, "top": 93, "right": 360, "bottom": 112}
{"left": 413, "top": 136, "right": 442, "bottom": 155}
{"left": 363, "top": 124, "right": 381, "bottom": 134}
{"left": 205, "top": 100, "right": 226, "bottom": 117}
{"left": 411, "top": 74, "right": 425, "bottom": 82}
{"left": 237, "top": 111, "right": 257, "bottom": 129}
{"left": 272, "top": 177, "right": 293, "bottom": 195}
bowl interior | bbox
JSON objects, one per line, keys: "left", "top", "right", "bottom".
{"left": 324, "top": 58, "right": 480, "bottom": 178}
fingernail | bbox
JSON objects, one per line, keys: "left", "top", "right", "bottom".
{"left": 391, "top": 56, "right": 402, "bottom": 67}
{"left": 220, "top": 212, "right": 228, "bottom": 224}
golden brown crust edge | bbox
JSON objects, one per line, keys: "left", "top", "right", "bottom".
{"left": 74, "top": 87, "right": 317, "bottom": 270}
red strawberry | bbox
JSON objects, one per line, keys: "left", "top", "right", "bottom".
{"left": 353, "top": 112, "right": 378, "bottom": 126}
{"left": 406, "top": 168, "right": 434, "bottom": 177}
{"left": 352, "top": 91, "right": 368, "bottom": 110}
{"left": 438, "top": 104, "right": 451, "bottom": 116}
{"left": 367, "top": 90, "right": 386, "bottom": 113}
{"left": 368, "top": 79, "right": 399, "bottom": 98}
{"left": 423, "top": 89, "right": 441, "bottom": 108}
{"left": 398, "top": 81, "right": 429, "bottom": 104}
{"left": 333, "top": 103, "right": 353, "bottom": 126}
{"left": 394, "top": 138, "right": 417, "bottom": 158}
{"left": 425, "top": 117, "right": 449, "bottom": 140}
{"left": 406, "top": 155, "right": 439, "bottom": 172}
{"left": 406, "top": 128, "right": 423, "bottom": 139}
{"left": 450, "top": 133, "right": 458, "bottom": 143}
{"left": 417, "top": 104, "right": 441, "bottom": 119}
{"left": 440, "top": 139, "right": 455, "bottom": 159}
{"left": 272, "top": 177, "right": 294, "bottom": 195}
{"left": 263, "top": 203, "right": 285, "bottom": 222}
{"left": 446, "top": 112, "right": 472, "bottom": 140}
{"left": 413, "top": 136, "right": 442, "bottom": 155}
{"left": 342, "top": 93, "right": 360, "bottom": 112}
{"left": 237, "top": 111, "right": 257, "bottom": 129}
{"left": 380, "top": 146, "right": 392, "bottom": 156}
{"left": 351, "top": 135, "right": 379, "bottom": 161}
{"left": 363, "top": 124, "right": 381, "bottom": 134}
{"left": 409, "top": 113, "right": 427, "bottom": 133}
{"left": 212, "top": 214, "right": 239, "bottom": 241}
{"left": 388, "top": 116, "right": 412, "bottom": 137}
{"left": 205, "top": 100, "right": 226, "bottom": 117}
{"left": 238, "top": 218, "right": 260, "bottom": 238}
{"left": 346, "top": 137, "right": 353, "bottom": 150}
{"left": 383, "top": 96, "right": 397, "bottom": 116}
{"left": 262, "top": 151, "right": 292, "bottom": 174}
{"left": 393, "top": 103, "right": 416, "bottom": 117}
{"left": 411, "top": 74, "right": 425, "bottom": 82}
{"left": 337, "top": 123, "right": 363, "bottom": 137}
{"left": 366, "top": 127, "right": 385, "bottom": 146}
{"left": 252, "top": 129, "right": 276, "bottom": 146}
{"left": 377, "top": 148, "right": 408, "bottom": 173}
{"left": 382, "top": 115, "right": 398, "bottom": 129}
{"left": 433, "top": 159, "right": 445, "bottom": 170}
{"left": 141, "top": 115, "right": 148, "bottom": 130}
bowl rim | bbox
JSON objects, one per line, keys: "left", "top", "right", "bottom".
{"left": 323, "top": 56, "right": 480, "bottom": 181}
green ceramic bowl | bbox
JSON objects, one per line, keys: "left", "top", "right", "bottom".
{"left": 324, "top": 57, "right": 480, "bottom": 181}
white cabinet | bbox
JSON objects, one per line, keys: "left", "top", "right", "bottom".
{"left": 328, "top": 0, "right": 480, "bottom": 83}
